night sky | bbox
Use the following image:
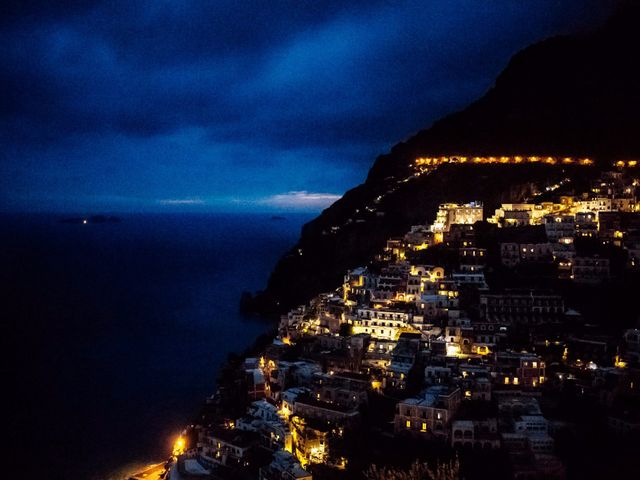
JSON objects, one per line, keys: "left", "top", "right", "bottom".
{"left": 1, "top": 1, "right": 616, "bottom": 212}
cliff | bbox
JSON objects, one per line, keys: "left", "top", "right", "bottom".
{"left": 245, "top": 4, "right": 640, "bottom": 315}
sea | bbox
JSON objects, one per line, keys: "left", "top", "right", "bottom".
{"left": 2, "top": 212, "right": 310, "bottom": 479}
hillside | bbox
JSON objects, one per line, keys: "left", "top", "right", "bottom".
{"left": 245, "top": 4, "right": 640, "bottom": 315}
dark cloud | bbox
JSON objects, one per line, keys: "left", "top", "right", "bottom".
{"left": 0, "top": 0, "right": 618, "bottom": 211}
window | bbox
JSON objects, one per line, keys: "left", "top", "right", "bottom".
{"left": 405, "top": 420, "right": 411, "bottom": 428}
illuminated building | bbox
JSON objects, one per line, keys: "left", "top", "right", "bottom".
{"left": 574, "top": 211, "right": 598, "bottom": 238}
{"left": 374, "top": 263, "right": 409, "bottom": 299}
{"left": 574, "top": 197, "right": 612, "bottom": 213}
{"left": 405, "top": 265, "right": 445, "bottom": 298}
{"left": 495, "top": 352, "right": 546, "bottom": 388}
{"left": 544, "top": 214, "right": 575, "bottom": 241}
{"left": 500, "top": 242, "right": 554, "bottom": 267}
{"left": 431, "top": 202, "right": 483, "bottom": 237}
{"left": 353, "top": 305, "right": 412, "bottom": 340}
{"left": 443, "top": 223, "right": 476, "bottom": 247}
{"left": 198, "top": 428, "right": 258, "bottom": 469}
{"left": 289, "top": 415, "right": 330, "bottom": 467}
{"left": 598, "top": 211, "right": 640, "bottom": 243}
{"left": 384, "top": 238, "right": 407, "bottom": 260}
{"left": 404, "top": 225, "right": 434, "bottom": 251}
{"left": 489, "top": 203, "right": 551, "bottom": 227}
{"left": 234, "top": 400, "right": 293, "bottom": 452}
{"left": 394, "top": 386, "right": 462, "bottom": 439}
{"left": 259, "top": 450, "right": 312, "bottom": 480}
{"left": 458, "top": 247, "right": 487, "bottom": 272}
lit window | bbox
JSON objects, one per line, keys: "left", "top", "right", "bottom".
{"left": 406, "top": 420, "right": 411, "bottom": 428}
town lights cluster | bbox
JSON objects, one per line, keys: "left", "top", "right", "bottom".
{"left": 414, "top": 155, "right": 594, "bottom": 167}
{"left": 615, "top": 160, "right": 639, "bottom": 168}
{"left": 162, "top": 157, "right": 639, "bottom": 480}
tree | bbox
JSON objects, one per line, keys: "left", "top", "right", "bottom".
{"left": 339, "top": 322, "right": 353, "bottom": 337}
{"left": 364, "top": 457, "right": 461, "bottom": 480}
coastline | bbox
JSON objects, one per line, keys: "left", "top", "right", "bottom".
{"left": 148, "top": 166, "right": 640, "bottom": 480}
{"left": 3, "top": 213, "right": 307, "bottom": 479}
{"left": 121, "top": 327, "right": 279, "bottom": 480}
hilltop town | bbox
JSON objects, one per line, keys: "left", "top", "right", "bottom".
{"left": 160, "top": 162, "right": 640, "bottom": 480}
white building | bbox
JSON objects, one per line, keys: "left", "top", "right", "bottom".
{"left": 353, "top": 306, "right": 412, "bottom": 340}
{"left": 405, "top": 265, "right": 445, "bottom": 299}
{"left": 431, "top": 202, "right": 483, "bottom": 237}
{"left": 574, "top": 197, "right": 612, "bottom": 213}
{"left": 259, "top": 451, "right": 312, "bottom": 480}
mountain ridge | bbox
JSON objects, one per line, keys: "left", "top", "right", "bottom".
{"left": 367, "top": 6, "right": 639, "bottom": 183}
{"left": 244, "top": 4, "right": 640, "bottom": 315}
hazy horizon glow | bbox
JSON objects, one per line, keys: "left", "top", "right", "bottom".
{"left": 0, "top": 1, "right": 617, "bottom": 213}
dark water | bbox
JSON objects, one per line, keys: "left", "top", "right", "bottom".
{"left": 2, "top": 213, "right": 308, "bottom": 479}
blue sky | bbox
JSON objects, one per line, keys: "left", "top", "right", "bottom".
{"left": 0, "top": 1, "right": 616, "bottom": 212}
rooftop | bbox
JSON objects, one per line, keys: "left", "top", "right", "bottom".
{"left": 206, "top": 427, "right": 259, "bottom": 448}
